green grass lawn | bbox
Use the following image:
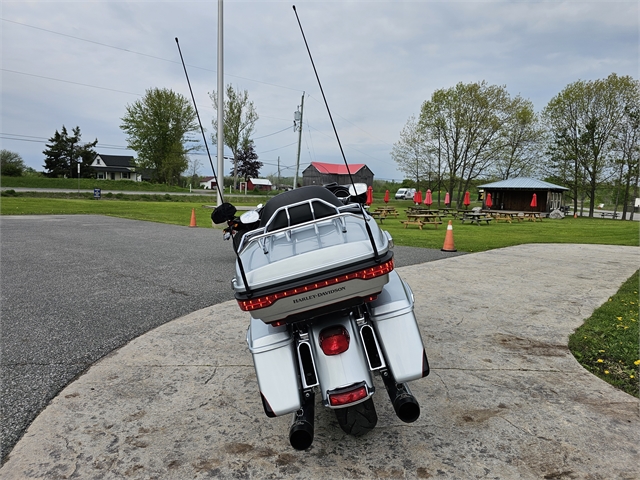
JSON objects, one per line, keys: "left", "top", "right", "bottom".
{"left": 2, "top": 196, "right": 639, "bottom": 249}
{"left": 0, "top": 196, "right": 211, "bottom": 227}
{"left": 569, "top": 270, "right": 639, "bottom": 397}
{"left": 1, "top": 194, "right": 638, "bottom": 396}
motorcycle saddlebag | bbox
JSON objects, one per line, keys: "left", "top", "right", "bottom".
{"left": 246, "top": 317, "right": 301, "bottom": 417}
{"left": 368, "top": 270, "right": 429, "bottom": 383}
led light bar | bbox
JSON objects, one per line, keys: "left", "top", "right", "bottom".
{"left": 237, "top": 259, "right": 394, "bottom": 312}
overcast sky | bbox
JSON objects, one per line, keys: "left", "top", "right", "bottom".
{"left": 1, "top": 0, "right": 638, "bottom": 181}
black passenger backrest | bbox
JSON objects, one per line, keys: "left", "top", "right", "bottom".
{"left": 261, "top": 186, "right": 343, "bottom": 232}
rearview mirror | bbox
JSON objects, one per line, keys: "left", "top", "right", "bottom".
{"left": 211, "top": 203, "right": 237, "bottom": 224}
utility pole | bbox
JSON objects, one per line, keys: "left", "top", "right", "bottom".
{"left": 293, "top": 92, "right": 304, "bottom": 190}
{"left": 277, "top": 156, "right": 281, "bottom": 190}
{"left": 216, "top": 0, "right": 224, "bottom": 206}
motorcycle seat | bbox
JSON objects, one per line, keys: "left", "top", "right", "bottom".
{"left": 261, "top": 186, "right": 343, "bottom": 232}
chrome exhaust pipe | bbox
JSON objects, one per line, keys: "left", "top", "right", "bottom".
{"left": 381, "top": 370, "right": 420, "bottom": 423}
{"left": 289, "top": 390, "right": 315, "bottom": 450}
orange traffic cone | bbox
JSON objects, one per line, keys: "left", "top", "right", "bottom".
{"left": 189, "top": 208, "right": 197, "bottom": 227}
{"left": 441, "top": 220, "right": 457, "bottom": 252}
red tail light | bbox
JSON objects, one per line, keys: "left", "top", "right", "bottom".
{"left": 329, "top": 385, "right": 368, "bottom": 406}
{"left": 319, "top": 326, "right": 350, "bottom": 355}
{"left": 237, "top": 259, "right": 394, "bottom": 312}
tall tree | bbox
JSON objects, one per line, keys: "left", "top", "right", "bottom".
{"left": 187, "top": 157, "right": 203, "bottom": 188}
{"left": 613, "top": 97, "right": 640, "bottom": 220}
{"left": 209, "top": 84, "right": 259, "bottom": 189}
{"left": 543, "top": 74, "right": 638, "bottom": 217}
{"left": 235, "top": 141, "right": 262, "bottom": 182}
{"left": 42, "top": 126, "right": 97, "bottom": 178}
{"left": 1, "top": 150, "right": 26, "bottom": 177}
{"left": 419, "top": 81, "right": 511, "bottom": 206}
{"left": 121, "top": 88, "right": 199, "bottom": 185}
{"left": 391, "top": 115, "right": 429, "bottom": 192}
{"left": 493, "top": 96, "right": 543, "bottom": 179}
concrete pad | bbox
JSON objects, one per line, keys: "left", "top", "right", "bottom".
{"left": 2, "top": 244, "right": 639, "bottom": 479}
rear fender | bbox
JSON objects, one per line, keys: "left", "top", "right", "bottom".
{"left": 308, "top": 312, "right": 374, "bottom": 408}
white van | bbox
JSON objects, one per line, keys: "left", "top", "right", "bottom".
{"left": 394, "top": 188, "right": 416, "bottom": 200}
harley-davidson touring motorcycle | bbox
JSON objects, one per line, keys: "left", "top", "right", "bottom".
{"left": 212, "top": 183, "right": 430, "bottom": 450}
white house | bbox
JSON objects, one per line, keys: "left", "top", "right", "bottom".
{"left": 200, "top": 176, "right": 217, "bottom": 189}
{"left": 91, "top": 154, "right": 143, "bottom": 181}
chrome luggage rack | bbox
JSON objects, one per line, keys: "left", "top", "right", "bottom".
{"left": 237, "top": 198, "right": 368, "bottom": 254}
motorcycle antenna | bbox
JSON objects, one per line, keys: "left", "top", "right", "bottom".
{"left": 175, "top": 37, "right": 225, "bottom": 203}
{"left": 292, "top": 5, "right": 357, "bottom": 190}
{"left": 176, "top": 37, "right": 253, "bottom": 295}
{"left": 292, "top": 5, "right": 380, "bottom": 260}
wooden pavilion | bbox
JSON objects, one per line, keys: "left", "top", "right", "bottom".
{"left": 478, "top": 178, "right": 569, "bottom": 213}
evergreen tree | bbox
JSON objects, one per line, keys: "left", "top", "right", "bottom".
{"left": 42, "top": 126, "right": 97, "bottom": 178}
{"left": 235, "top": 141, "right": 262, "bottom": 182}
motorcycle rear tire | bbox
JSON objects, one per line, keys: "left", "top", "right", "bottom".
{"left": 334, "top": 398, "right": 378, "bottom": 436}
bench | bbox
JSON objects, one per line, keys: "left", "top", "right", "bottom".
{"left": 600, "top": 212, "right": 619, "bottom": 219}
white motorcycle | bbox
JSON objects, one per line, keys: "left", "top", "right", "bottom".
{"left": 213, "top": 184, "right": 430, "bottom": 450}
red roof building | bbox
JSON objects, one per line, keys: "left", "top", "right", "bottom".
{"left": 302, "top": 162, "right": 373, "bottom": 187}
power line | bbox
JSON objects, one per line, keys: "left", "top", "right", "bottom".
{"left": 258, "top": 141, "right": 298, "bottom": 155}
{"left": 1, "top": 69, "right": 143, "bottom": 96}
{"left": 254, "top": 126, "right": 292, "bottom": 140}
{"left": 0, "top": 133, "right": 131, "bottom": 151}
{"left": 1, "top": 17, "right": 302, "bottom": 93}
{"left": 2, "top": 19, "right": 394, "bottom": 171}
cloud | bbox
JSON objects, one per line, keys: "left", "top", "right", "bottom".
{"left": 1, "top": 0, "right": 637, "bottom": 181}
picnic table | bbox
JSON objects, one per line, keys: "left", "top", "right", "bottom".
{"left": 370, "top": 211, "right": 385, "bottom": 222}
{"left": 401, "top": 213, "right": 443, "bottom": 230}
{"left": 371, "top": 207, "right": 398, "bottom": 223}
{"left": 374, "top": 206, "right": 398, "bottom": 216}
{"left": 484, "top": 210, "right": 524, "bottom": 223}
{"left": 406, "top": 208, "right": 443, "bottom": 216}
{"left": 460, "top": 211, "right": 493, "bottom": 225}
{"left": 489, "top": 212, "right": 514, "bottom": 223}
{"left": 452, "top": 209, "right": 474, "bottom": 219}
{"left": 523, "top": 212, "right": 544, "bottom": 222}
{"left": 440, "top": 207, "right": 455, "bottom": 216}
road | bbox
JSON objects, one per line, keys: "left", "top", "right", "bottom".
{"left": 0, "top": 214, "right": 461, "bottom": 464}
{"left": 1, "top": 187, "right": 212, "bottom": 195}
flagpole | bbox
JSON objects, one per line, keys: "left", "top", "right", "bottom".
{"left": 216, "top": 0, "right": 224, "bottom": 206}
